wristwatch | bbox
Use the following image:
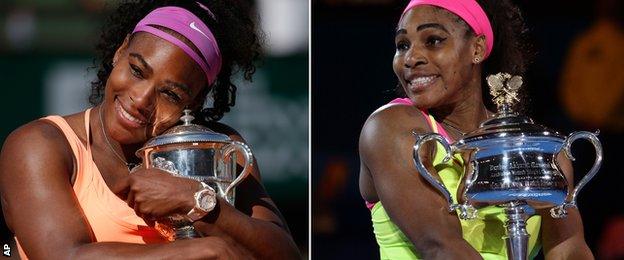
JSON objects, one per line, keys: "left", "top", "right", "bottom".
{"left": 186, "top": 182, "right": 217, "bottom": 222}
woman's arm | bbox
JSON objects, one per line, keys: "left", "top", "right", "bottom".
{"left": 359, "top": 105, "right": 481, "bottom": 260}
{"left": 72, "top": 237, "right": 248, "bottom": 260}
{"left": 119, "top": 122, "right": 300, "bottom": 259}
{"left": 190, "top": 123, "right": 300, "bottom": 259}
{"left": 0, "top": 121, "right": 244, "bottom": 259}
{"left": 192, "top": 162, "right": 300, "bottom": 260}
{"left": 539, "top": 153, "right": 594, "bottom": 260}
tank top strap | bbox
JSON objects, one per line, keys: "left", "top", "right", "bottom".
{"left": 418, "top": 110, "right": 453, "bottom": 143}
{"left": 388, "top": 98, "right": 453, "bottom": 142}
{"left": 388, "top": 97, "right": 413, "bottom": 106}
{"left": 76, "top": 108, "right": 94, "bottom": 198}
{"left": 84, "top": 108, "right": 92, "bottom": 153}
{"left": 39, "top": 109, "right": 94, "bottom": 197}
{"left": 39, "top": 113, "right": 89, "bottom": 163}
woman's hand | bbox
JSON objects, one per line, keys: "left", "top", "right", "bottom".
{"left": 113, "top": 166, "right": 200, "bottom": 221}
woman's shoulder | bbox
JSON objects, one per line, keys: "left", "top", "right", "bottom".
{"left": 1, "top": 116, "right": 75, "bottom": 171}
{"left": 6, "top": 110, "right": 85, "bottom": 145}
{"left": 361, "top": 100, "right": 431, "bottom": 138}
{"left": 358, "top": 101, "right": 435, "bottom": 164}
{"left": 5, "top": 117, "right": 68, "bottom": 145}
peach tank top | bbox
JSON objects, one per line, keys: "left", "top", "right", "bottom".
{"left": 17, "top": 109, "right": 166, "bottom": 259}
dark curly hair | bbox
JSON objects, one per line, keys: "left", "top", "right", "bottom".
{"left": 396, "top": 0, "right": 534, "bottom": 112}
{"left": 476, "top": 0, "right": 533, "bottom": 112}
{"left": 90, "top": 0, "right": 263, "bottom": 121}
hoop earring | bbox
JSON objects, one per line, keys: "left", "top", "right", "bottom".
{"left": 474, "top": 58, "right": 480, "bottom": 64}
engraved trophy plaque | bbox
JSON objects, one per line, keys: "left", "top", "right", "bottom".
{"left": 413, "top": 73, "right": 603, "bottom": 260}
{"left": 136, "top": 110, "right": 254, "bottom": 241}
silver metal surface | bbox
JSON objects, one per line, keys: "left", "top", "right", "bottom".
{"left": 411, "top": 73, "right": 603, "bottom": 260}
{"left": 504, "top": 202, "right": 530, "bottom": 260}
{"left": 137, "top": 110, "right": 254, "bottom": 241}
{"left": 550, "top": 131, "right": 603, "bottom": 218}
{"left": 459, "top": 135, "right": 568, "bottom": 208}
{"left": 412, "top": 132, "right": 454, "bottom": 211}
{"left": 138, "top": 110, "right": 231, "bottom": 150}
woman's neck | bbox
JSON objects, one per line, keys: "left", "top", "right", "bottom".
{"left": 92, "top": 105, "right": 142, "bottom": 167}
{"left": 429, "top": 77, "right": 492, "bottom": 134}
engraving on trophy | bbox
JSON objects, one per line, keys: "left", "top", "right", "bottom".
{"left": 413, "top": 73, "right": 603, "bottom": 260}
{"left": 137, "top": 109, "right": 254, "bottom": 241}
{"left": 151, "top": 149, "right": 216, "bottom": 180}
{"left": 152, "top": 156, "right": 180, "bottom": 175}
{"left": 469, "top": 151, "right": 566, "bottom": 204}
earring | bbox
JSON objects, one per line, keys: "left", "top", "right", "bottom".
{"left": 111, "top": 61, "right": 117, "bottom": 67}
{"left": 474, "top": 58, "right": 480, "bottom": 64}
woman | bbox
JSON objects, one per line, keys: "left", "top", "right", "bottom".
{"left": 359, "top": 0, "right": 593, "bottom": 259}
{"left": 0, "top": 1, "right": 299, "bottom": 259}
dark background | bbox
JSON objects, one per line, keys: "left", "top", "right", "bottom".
{"left": 313, "top": 0, "right": 624, "bottom": 259}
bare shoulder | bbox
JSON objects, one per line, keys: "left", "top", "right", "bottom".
{"left": 358, "top": 103, "right": 473, "bottom": 254}
{"left": 359, "top": 102, "right": 430, "bottom": 153}
{"left": 359, "top": 102, "right": 435, "bottom": 201}
{"left": 0, "top": 119, "right": 76, "bottom": 230}
{"left": 0, "top": 117, "right": 103, "bottom": 258}
{"left": 1, "top": 119, "right": 74, "bottom": 172}
{"left": 359, "top": 102, "right": 428, "bottom": 174}
{"left": 0, "top": 119, "right": 75, "bottom": 189}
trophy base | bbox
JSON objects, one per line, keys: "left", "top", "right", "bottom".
{"left": 467, "top": 190, "right": 566, "bottom": 209}
{"left": 503, "top": 201, "right": 531, "bottom": 260}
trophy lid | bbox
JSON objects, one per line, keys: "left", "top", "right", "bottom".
{"left": 459, "top": 114, "right": 564, "bottom": 143}
{"left": 137, "top": 109, "right": 231, "bottom": 156}
{"left": 458, "top": 73, "right": 564, "bottom": 144}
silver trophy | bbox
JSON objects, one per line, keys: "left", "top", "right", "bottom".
{"left": 413, "top": 73, "right": 602, "bottom": 260}
{"left": 136, "top": 109, "right": 254, "bottom": 241}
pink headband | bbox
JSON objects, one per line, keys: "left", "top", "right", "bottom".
{"left": 132, "top": 6, "right": 222, "bottom": 85}
{"left": 401, "top": 0, "right": 494, "bottom": 59}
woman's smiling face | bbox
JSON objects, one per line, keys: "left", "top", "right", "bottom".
{"left": 103, "top": 31, "right": 208, "bottom": 144}
{"left": 393, "top": 5, "right": 481, "bottom": 109}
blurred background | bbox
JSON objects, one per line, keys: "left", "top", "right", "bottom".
{"left": 0, "top": 0, "right": 309, "bottom": 258}
{"left": 313, "top": 0, "right": 623, "bottom": 259}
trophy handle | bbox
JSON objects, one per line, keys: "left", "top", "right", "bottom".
{"left": 413, "top": 132, "right": 475, "bottom": 219}
{"left": 222, "top": 141, "right": 255, "bottom": 199}
{"left": 551, "top": 131, "right": 603, "bottom": 218}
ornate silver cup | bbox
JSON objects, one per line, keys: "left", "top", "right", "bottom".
{"left": 136, "top": 110, "right": 254, "bottom": 241}
{"left": 413, "top": 73, "right": 602, "bottom": 260}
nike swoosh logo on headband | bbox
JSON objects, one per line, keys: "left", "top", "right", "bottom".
{"left": 190, "top": 22, "right": 210, "bottom": 40}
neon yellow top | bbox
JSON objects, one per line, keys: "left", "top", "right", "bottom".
{"left": 369, "top": 112, "right": 542, "bottom": 259}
